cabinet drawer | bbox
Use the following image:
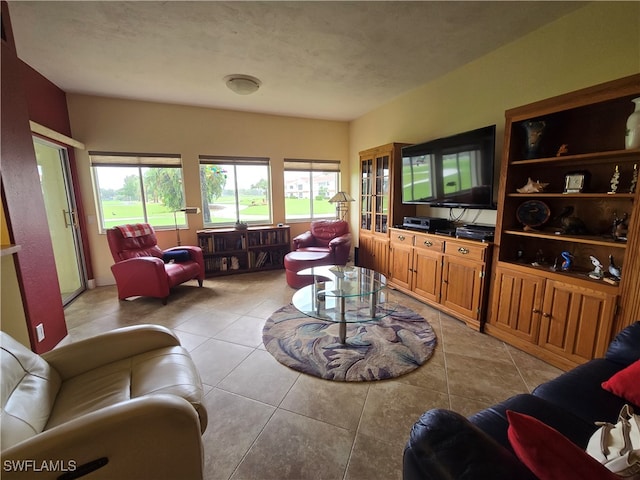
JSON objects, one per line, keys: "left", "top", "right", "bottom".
{"left": 390, "top": 231, "right": 414, "bottom": 246}
{"left": 445, "top": 241, "right": 486, "bottom": 261}
{"left": 414, "top": 235, "right": 444, "bottom": 252}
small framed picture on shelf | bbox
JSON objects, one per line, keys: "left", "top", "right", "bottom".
{"left": 563, "top": 170, "right": 590, "bottom": 193}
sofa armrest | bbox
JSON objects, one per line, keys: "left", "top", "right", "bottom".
{"left": 164, "top": 246, "right": 205, "bottom": 281}
{"left": 470, "top": 393, "right": 597, "bottom": 452}
{"left": 403, "top": 409, "right": 536, "bottom": 480}
{"left": 110, "top": 256, "right": 171, "bottom": 300}
{"left": 292, "top": 231, "right": 314, "bottom": 249}
{"left": 42, "top": 325, "right": 180, "bottom": 380}
{"left": 328, "top": 233, "right": 351, "bottom": 249}
{"left": 606, "top": 321, "right": 640, "bottom": 366}
{"left": 110, "top": 256, "right": 168, "bottom": 283}
{"left": 328, "top": 233, "right": 351, "bottom": 265}
{"left": 1, "top": 395, "right": 203, "bottom": 480}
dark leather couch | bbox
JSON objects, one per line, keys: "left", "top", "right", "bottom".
{"left": 403, "top": 321, "right": 640, "bottom": 480}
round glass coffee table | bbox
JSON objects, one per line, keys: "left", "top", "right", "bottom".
{"left": 291, "top": 265, "right": 396, "bottom": 344}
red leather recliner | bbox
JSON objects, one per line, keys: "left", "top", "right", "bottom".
{"left": 292, "top": 219, "right": 352, "bottom": 265}
{"left": 107, "top": 223, "right": 205, "bottom": 304}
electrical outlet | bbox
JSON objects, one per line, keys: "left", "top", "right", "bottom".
{"left": 36, "top": 324, "right": 45, "bottom": 342}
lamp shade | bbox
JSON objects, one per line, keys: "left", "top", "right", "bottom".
{"left": 181, "top": 207, "right": 201, "bottom": 214}
{"left": 328, "top": 192, "right": 354, "bottom": 203}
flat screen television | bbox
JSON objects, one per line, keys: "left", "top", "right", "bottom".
{"left": 401, "top": 125, "right": 496, "bottom": 209}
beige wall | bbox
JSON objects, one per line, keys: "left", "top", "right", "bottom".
{"left": 67, "top": 96, "right": 350, "bottom": 285}
{"left": 349, "top": 2, "right": 640, "bottom": 229}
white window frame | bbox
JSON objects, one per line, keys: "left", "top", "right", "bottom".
{"left": 89, "top": 151, "right": 185, "bottom": 232}
{"left": 199, "top": 155, "right": 272, "bottom": 227}
{"left": 284, "top": 159, "right": 341, "bottom": 222}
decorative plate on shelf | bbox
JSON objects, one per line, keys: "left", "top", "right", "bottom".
{"left": 516, "top": 200, "right": 551, "bottom": 228}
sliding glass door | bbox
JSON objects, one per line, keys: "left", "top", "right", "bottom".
{"left": 34, "top": 137, "right": 86, "bottom": 305}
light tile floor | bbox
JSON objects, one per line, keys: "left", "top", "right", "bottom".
{"left": 63, "top": 270, "right": 563, "bottom": 480}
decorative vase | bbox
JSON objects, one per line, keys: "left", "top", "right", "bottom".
{"left": 626, "top": 97, "right": 640, "bottom": 150}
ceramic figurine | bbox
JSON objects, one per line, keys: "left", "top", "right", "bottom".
{"left": 630, "top": 164, "right": 638, "bottom": 194}
{"left": 588, "top": 256, "right": 604, "bottom": 279}
{"left": 554, "top": 206, "right": 588, "bottom": 235}
{"left": 608, "top": 254, "right": 622, "bottom": 280}
{"left": 517, "top": 177, "right": 550, "bottom": 193}
{"left": 561, "top": 251, "right": 573, "bottom": 271}
{"left": 523, "top": 120, "right": 546, "bottom": 159}
{"left": 609, "top": 165, "right": 620, "bottom": 194}
{"left": 612, "top": 212, "right": 629, "bottom": 241}
{"left": 531, "top": 249, "right": 545, "bottom": 267}
{"left": 556, "top": 144, "right": 569, "bottom": 156}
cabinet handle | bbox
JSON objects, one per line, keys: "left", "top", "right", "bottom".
{"left": 542, "top": 312, "right": 551, "bottom": 318}
{"left": 424, "top": 240, "right": 433, "bottom": 247}
{"left": 532, "top": 309, "right": 541, "bottom": 314}
{"left": 398, "top": 235, "right": 405, "bottom": 241}
{"left": 457, "top": 247, "right": 469, "bottom": 254}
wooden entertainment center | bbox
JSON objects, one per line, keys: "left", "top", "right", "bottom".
{"left": 387, "top": 228, "right": 491, "bottom": 332}
{"left": 485, "top": 74, "right": 640, "bottom": 370}
{"left": 359, "top": 74, "right": 640, "bottom": 370}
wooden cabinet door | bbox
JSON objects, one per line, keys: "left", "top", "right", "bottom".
{"left": 359, "top": 157, "right": 373, "bottom": 234}
{"left": 388, "top": 242, "right": 413, "bottom": 290}
{"left": 538, "top": 280, "right": 617, "bottom": 364}
{"left": 372, "top": 152, "right": 391, "bottom": 235}
{"left": 372, "top": 236, "right": 389, "bottom": 276}
{"left": 441, "top": 256, "right": 484, "bottom": 321}
{"left": 489, "top": 266, "right": 545, "bottom": 343}
{"left": 360, "top": 235, "right": 389, "bottom": 274}
{"left": 357, "top": 234, "right": 374, "bottom": 270}
{"left": 412, "top": 248, "right": 442, "bottom": 303}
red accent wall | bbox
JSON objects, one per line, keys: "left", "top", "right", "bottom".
{"left": 1, "top": 1, "right": 67, "bottom": 352}
{"left": 20, "top": 62, "right": 72, "bottom": 136}
{"left": 20, "top": 61, "right": 94, "bottom": 281}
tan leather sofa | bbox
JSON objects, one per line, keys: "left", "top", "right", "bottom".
{"left": 1, "top": 325, "right": 208, "bottom": 479}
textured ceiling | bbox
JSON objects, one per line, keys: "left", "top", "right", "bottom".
{"left": 9, "top": 1, "right": 584, "bottom": 121}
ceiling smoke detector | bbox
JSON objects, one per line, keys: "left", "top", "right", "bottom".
{"left": 225, "top": 74, "right": 261, "bottom": 95}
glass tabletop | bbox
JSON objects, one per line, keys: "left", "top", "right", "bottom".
{"left": 296, "top": 265, "right": 388, "bottom": 298}
{"left": 291, "top": 265, "right": 396, "bottom": 323}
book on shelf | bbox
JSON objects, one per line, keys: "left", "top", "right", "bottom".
{"left": 255, "top": 251, "right": 268, "bottom": 268}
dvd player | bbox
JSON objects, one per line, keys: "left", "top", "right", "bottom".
{"left": 455, "top": 224, "right": 495, "bottom": 241}
{"left": 402, "top": 216, "right": 451, "bottom": 232}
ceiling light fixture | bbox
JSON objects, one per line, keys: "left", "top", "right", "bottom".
{"left": 224, "top": 74, "right": 261, "bottom": 95}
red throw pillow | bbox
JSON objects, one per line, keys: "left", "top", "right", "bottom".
{"left": 602, "top": 359, "right": 640, "bottom": 406}
{"left": 506, "top": 410, "right": 618, "bottom": 480}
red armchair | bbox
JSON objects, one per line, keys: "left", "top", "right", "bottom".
{"left": 107, "top": 223, "right": 205, "bottom": 304}
{"left": 292, "top": 219, "right": 352, "bottom": 265}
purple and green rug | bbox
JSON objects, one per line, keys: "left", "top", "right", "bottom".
{"left": 262, "top": 303, "right": 437, "bottom": 381}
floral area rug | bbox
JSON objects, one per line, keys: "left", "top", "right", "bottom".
{"left": 262, "top": 303, "right": 437, "bottom": 381}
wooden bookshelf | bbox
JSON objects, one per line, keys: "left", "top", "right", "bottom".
{"left": 197, "top": 225, "right": 290, "bottom": 276}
